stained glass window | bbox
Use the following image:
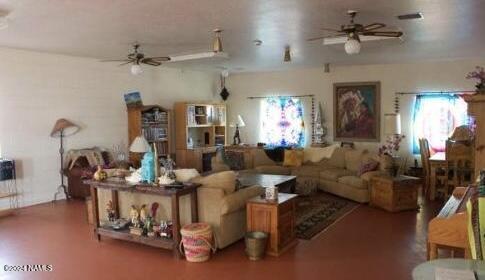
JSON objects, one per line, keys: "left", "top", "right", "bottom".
{"left": 412, "top": 94, "right": 469, "bottom": 154}
{"left": 260, "top": 97, "right": 305, "bottom": 147}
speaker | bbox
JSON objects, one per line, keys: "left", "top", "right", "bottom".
{"left": 0, "top": 159, "right": 15, "bottom": 181}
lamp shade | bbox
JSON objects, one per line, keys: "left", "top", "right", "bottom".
{"left": 384, "top": 113, "right": 401, "bottom": 135}
{"left": 230, "top": 115, "right": 246, "bottom": 127}
{"left": 50, "top": 118, "right": 80, "bottom": 137}
{"left": 129, "top": 136, "right": 150, "bottom": 153}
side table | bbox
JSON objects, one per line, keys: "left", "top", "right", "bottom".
{"left": 370, "top": 175, "right": 420, "bottom": 212}
{"left": 246, "top": 193, "right": 298, "bottom": 256}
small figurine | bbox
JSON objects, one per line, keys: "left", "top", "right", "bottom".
{"left": 151, "top": 203, "right": 159, "bottom": 220}
{"left": 106, "top": 200, "right": 116, "bottom": 222}
{"left": 130, "top": 205, "right": 140, "bottom": 228}
{"left": 160, "top": 155, "right": 176, "bottom": 180}
{"left": 145, "top": 216, "right": 154, "bottom": 236}
{"left": 93, "top": 165, "right": 108, "bottom": 181}
{"left": 140, "top": 150, "right": 155, "bottom": 183}
{"left": 139, "top": 204, "right": 148, "bottom": 224}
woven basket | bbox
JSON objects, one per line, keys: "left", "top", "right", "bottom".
{"left": 179, "top": 223, "right": 215, "bottom": 262}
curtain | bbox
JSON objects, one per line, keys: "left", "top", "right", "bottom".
{"left": 260, "top": 97, "right": 305, "bottom": 147}
{"left": 412, "top": 94, "right": 469, "bottom": 154}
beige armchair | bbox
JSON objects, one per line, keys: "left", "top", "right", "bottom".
{"left": 193, "top": 171, "right": 264, "bottom": 249}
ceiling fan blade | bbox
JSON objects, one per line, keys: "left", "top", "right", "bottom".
{"left": 146, "top": 56, "right": 171, "bottom": 62}
{"left": 362, "top": 31, "right": 403, "bottom": 37}
{"left": 118, "top": 61, "right": 133, "bottom": 66}
{"left": 100, "top": 59, "right": 131, "bottom": 62}
{"left": 141, "top": 59, "right": 161, "bottom": 66}
{"left": 363, "top": 23, "right": 386, "bottom": 31}
{"left": 320, "top": 27, "right": 343, "bottom": 32}
{"left": 307, "top": 36, "right": 327, "bottom": 42}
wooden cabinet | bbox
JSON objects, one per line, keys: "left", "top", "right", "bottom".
{"left": 174, "top": 102, "right": 226, "bottom": 172}
{"left": 128, "top": 105, "right": 172, "bottom": 165}
{"left": 370, "top": 175, "right": 420, "bottom": 212}
{"left": 246, "top": 193, "right": 298, "bottom": 256}
{"left": 464, "top": 94, "right": 485, "bottom": 176}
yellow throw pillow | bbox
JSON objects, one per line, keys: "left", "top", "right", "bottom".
{"left": 283, "top": 149, "right": 304, "bottom": 167}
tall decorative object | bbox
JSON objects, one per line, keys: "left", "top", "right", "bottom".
{"left": 466, "top": 66, "right": 485, "bottom": 94}
{"left": 140, "top": 149, "right": 155, "bottom": 184}
{"left": 50, "top": 118, "right": 80, "bottom": 201}
{"left": 230, "top": 115, "right": 246, "bottom": 145}
{"left": 380, "top": 113, "right": 404, "bottom": 176}
{"left": 152, "top": 143, "right": 160, "bottom": 180}
{"left": 313, "top": 102, "right": 327, "bottom": 146}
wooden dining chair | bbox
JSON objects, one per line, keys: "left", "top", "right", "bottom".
{"left": 444, "top": 140, "right": 474, "bottom": 197}
{"left": 419, "top": 138, "right": 431, "bottom": 196}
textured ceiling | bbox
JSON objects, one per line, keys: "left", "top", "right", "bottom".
{"left": 0, "top": 0, "right": 483, "bottom": 72}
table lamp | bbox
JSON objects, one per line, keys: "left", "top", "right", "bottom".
{"left": 384, "top": 113, "right": 401, "bottom": 135}
{"left": 230, "top": 115, "right": 245, "bottom": 145}
{"left": 50, "top": 118, "right": 80, "bottom": 201}
{"left": 130, "top": 136, "right": 151, "bottom": 168}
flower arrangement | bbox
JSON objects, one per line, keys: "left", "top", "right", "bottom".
{"left": 466, "top": 66, "right": 485, "bottom": 93}
{"left": 379, "top": 134, "right": 406, "bottom": 157}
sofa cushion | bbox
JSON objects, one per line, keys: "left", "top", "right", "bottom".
{"left": 191, "top": 171, "right": 236, "bottom": 195}
{"left": 291, "top": 165, "right": 323, "bottom": 178}
{"left": 254, "top": 165, "right": 292, "bottom": 176}
{"left": 337, "top": 175, "right": 367, "bottom": 190}
{"left": 328, "top": 147, "right": 347, "bottom": 168}
{"left": 283, "top": 149, "right": 304, "bottom": 167}
{"left": 320, "top": 168, "right": 354, "bottom": 182}
{"left": 344, "top": 149, "right": 365, "bottom": 172}
{"left": 360, "top": 170, "right": 384, "bottom": 182}
{"left": 252, "top": 149, "right": 277, "bottom": 167}
{"left": 303, "top": 144, "right": 339, "bottom": 163}
{"left": 174, "top": 168, "right": 201, "bottom": 182}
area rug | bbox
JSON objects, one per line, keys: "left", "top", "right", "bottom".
{"left": 296, "top": 191, "right": 359, "bottom": 240}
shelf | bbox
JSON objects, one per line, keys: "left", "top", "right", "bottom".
{"left": 97, "top": 227, "right": 174, "bottom": 249}
{"left": 149, "top": 139, "right": 168, "bottom": 142}
{"left": 215, "top": 135, "right": 225, "bottom": 137}
{"left": 188, "top": 124, "right": 212, "bottom": 128}
{"left": 0, "top": 192, "right": 17, "bottom": 199}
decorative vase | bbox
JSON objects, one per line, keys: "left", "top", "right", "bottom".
{"left": 93, "top": 165, "right": 108, "bottom": 181}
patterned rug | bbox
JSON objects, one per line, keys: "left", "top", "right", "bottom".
{"left": 296, "top": 191, "right": 359, "bottom": 240}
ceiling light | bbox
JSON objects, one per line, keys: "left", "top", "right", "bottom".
{"left": 344, "top": 33, "right": 361, "bottom": 55}
{"left": 253, "top": 39, "right": 262, "bottom": 46}
{"left": 284, "top": 45, "right": 291, "bottom": 62}
{"left": 213, "top": 29, "right": 223, "bottom": 52}
{"left": 0, "top": 10, "right": 9, "bottom": 30}
{"left": 131, "top": 64, "right": 143, "bottom": 75}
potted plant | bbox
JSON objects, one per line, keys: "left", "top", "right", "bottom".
{"left": 466, "top": 66, "right": 485, "bottom": 94}
{"left": 379, "top": 134, "right": 406, "bottom": 177}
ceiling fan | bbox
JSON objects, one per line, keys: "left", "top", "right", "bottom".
{"left": 100, "top": 44, "right": 170, "bottom": 75}
{"left": 168, "top": 29, "right": 229, "bottom": 62}
{"left": 308, "top": 10, "right": 403, "bottom": 54}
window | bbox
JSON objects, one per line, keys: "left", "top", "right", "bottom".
{"left": 412, "top": 94, "right": 469, "bottom": 153}
{"left": 260, "top": 97, "right": 305, "bottom": 147}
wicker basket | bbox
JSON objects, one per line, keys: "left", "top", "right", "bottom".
{"left": 179, "top": 223, "right": 215, "bottom": 262}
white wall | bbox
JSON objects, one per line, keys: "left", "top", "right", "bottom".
{"left": 0, "top": 47, "right": 217, "bottom": 209}
{"left": 225, "top": 59, "right": 485, "bottom": 161}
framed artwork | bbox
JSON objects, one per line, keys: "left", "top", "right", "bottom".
{"left": 124, "top": 91, "right": 143, "bottom": 107}
{"left": 333, "top": 81, "right": 380, "bottom": 142}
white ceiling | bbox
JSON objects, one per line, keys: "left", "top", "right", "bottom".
{"left": 0, "top": 0, "right": 484, "bottom": 72}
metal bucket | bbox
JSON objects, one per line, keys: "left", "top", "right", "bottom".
{"left": 245, "top": 231, "right": 268, "bottom": 261}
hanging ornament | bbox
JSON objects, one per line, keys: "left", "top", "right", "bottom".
{"left": 219, "top": 72, "right": 230, "bottom": 101}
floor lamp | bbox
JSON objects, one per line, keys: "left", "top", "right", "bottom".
{"left": 50, "top": 118, "right": 80, "bottom": 201}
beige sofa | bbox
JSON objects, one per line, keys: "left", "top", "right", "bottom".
{"left": 244, "top": 147, "right": 391, "bottom": 203}
{"left": 96, "top": 171, "right": 263, "bottom": 250}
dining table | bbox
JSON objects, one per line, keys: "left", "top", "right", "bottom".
{"left": 429, "top": 152, "right": 446, "bottom": 201}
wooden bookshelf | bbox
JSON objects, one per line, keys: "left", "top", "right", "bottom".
{"left": 174, "top": 102, "right": 226, "bottom": 172}
{"left": 128, "top": 105, "right": 172, "bottom": 165}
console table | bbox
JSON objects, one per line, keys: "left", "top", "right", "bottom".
{"left": 84, "top": 179, "right": 201, "bottom": 258}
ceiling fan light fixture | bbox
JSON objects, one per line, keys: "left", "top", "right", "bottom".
{"left": 130, "top": 63, "right": 143, "bottom": 75}
{"left": 213, "top": 29, "right": 223, "bottom": 53}
{"left": 284, "top": 45, "right": 291, "bottom": 62}
{"left": 344, "top": 33, "right": 361, "bottom": 54}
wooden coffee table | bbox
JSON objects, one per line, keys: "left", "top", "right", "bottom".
{"left": 238, "top": 173, "right": 296, "bottom": 193}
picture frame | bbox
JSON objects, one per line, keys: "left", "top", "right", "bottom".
{"left": 333, "top": 81, "right": 381, "bottom": 142}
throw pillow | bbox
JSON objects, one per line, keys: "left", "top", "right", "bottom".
{"left": 358, "top": 159, "right": 379, "bottom": 176}
{"left": 224, "top": 150, "right": 245, "bottom": 170}
{"left": 191, "top": 170, "right": 236, "bottom": 195}
{"left": 283, "top": 149, "right": 304, "bottom": 167}
{"left": 174, "top": 169, "right": 200, "bottom": 183}
{"left": 303, "top": 144, "right": 339, "bottom": 163}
